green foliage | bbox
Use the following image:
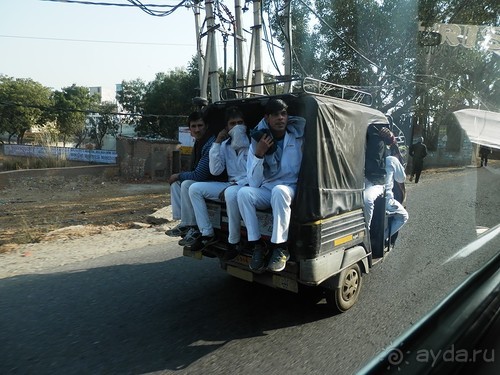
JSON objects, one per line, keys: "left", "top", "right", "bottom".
{"left": 263, "top": 0, "right": 319, "bottom": 78}
{"left": 268, "top": 0, "right": 499, "bottom": 149}
{"left": 88, "top": 102, "right": 120, "bottom": 150}
{"left": 116, "top": 78, "right": 146, "bottom": 126}
{"left": 52, "top": 84, "right": 100, "bottom": 147}
{"left": 1, "top": 155, "right": 70, "bottom": 171}
{"left": 120, "top": 67, "right": 198, "bottom": 139}
{"left": 0, "top": 76, "right": 53, "bottom": 144}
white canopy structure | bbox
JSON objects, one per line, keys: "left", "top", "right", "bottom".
{"left": 453, "top": 109, "right": 500, "bottom": 150}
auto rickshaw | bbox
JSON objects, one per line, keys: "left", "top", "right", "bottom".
{"left": 182, "top": 77, "right": 400, "bottom": 312}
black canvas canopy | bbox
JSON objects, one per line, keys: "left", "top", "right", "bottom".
{"left": 293, "top": 95, "right": 389, "bottom": 223}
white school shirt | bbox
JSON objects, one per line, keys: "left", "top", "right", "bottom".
{"left": 209, "top": 139, "right": 248, "bottom": 186}
{"left": 385, "top": 155, "right": 406, "bottom": 200}
{"left": 247, "top": 130, "right": 303, "bottom": 190}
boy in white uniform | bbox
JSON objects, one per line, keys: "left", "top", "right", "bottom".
{"left": 184, "top": 107, "right": 249, "bottom": 259}
{"left": 237, "top": 99, "right": 306, "bottom": 272}
{"left": 384, "top": 155, "right": 409, "bottom": 240}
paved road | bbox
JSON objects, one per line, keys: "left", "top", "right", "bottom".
{"left": 1, "top": 166, "right": 499, "bottom": 374}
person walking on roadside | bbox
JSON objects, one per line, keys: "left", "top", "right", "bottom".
{"left": 479, "top": 145, "right": 492, "bottom": 167}
{"left": 409, "top": 136, "right": 427, "bottom": 183}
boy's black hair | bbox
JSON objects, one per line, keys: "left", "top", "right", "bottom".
{"left": 264, "top": 98, "right": 288, "bottom": 115}
{"left": 224, "top": 106, "right": 244, "bottom": 124}
{"left": 187, "top": 111, "right": 205, "bottom": 127}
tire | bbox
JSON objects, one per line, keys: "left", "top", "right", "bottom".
{"left": 326, "top": 263, "right": 362, "bottom": 312}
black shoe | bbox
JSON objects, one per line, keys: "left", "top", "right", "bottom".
{"left": 178, "top": 228, "right": 201, "bottom": 246}
{"left": 249, "top": 242, "right": 267, "bottom": 273}
{"left": 165, "top": 224, "right": 191, "bottom": 237}
{"left": 190, "top": 235, "right": 218, "bottom": 252}
{"left": 222, "top": 243, "right": 240, "bottom": 261}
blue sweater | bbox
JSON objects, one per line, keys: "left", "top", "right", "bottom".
{"left": 178, "top": 135, "right": 216, "bottom": 182}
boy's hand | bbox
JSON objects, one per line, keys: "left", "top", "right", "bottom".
{"left": 216, "top": 129, "right": 229, "bottom": 143}
{"left": 255, "top": 134, "right": 274, "bottom": 158}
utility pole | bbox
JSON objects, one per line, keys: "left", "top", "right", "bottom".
{"left": 248, "top": 0, "right": 263, "bottom": 94}
{"left": 282, "top": 0, "right": 292, "bottom": 93}
{"left": 192, "top": 0, "right": 204, "bottom": 97}
{"left": 234, "top": 0, "right": 246, "bottom": 89}
{"left": 201, "top": 0, "right": 220, "bottom": 102}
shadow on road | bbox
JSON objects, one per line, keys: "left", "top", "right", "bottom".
{"left": 0, "top": 255, "right": 333, "bottom": 374}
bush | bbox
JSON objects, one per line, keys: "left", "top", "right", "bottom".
{"left": 0, "top": 156, "right": 71, "bottom": 171}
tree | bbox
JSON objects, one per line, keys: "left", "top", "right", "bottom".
{"left": 263, "top": 0, "right": 320, "bottom": 79}
{"left": 267, "top": 0, "right": 499, "bottom": 149}
{"left": 138, "top": 68, "right": 199, "bottom": 138}
{"left": 403, "top": 0, "right": 499, "bottom": 148}
{"left": 52, "top": 85, "right": 99, "bottom": 147}
{"left": 116, "top": 78, "right": 147, "bottom": 130}
{"left": 0, "top": 76, "right": 53, "bottom": 144}
{"left": 88, "top": 102, "right": 120, "bottom": 150}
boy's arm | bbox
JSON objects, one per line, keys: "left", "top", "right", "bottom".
{"left": 179, "top": 138, "right": 215, "bottom": 182}
{"left": 209, "top": 142, "right": 226, "bottom": 176}
{"left": 246, "top": 143, "right": 265, "bottom": 187}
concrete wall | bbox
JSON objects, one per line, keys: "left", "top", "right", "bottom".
{"left": 116, "top": 137, "right": 180, "bottom": 181}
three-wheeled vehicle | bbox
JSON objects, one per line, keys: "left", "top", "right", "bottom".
{"left": 182, "top": 77, "right": 398, "bottom": 312}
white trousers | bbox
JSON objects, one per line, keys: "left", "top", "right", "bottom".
{"left": 237, "top": 184, "right": 295, "bottom": 244}
{"left": 386, "top": 198, "right": 409, "bottom": 237}
{"left": 363, "top": 178, "right": 384, "bottom": 229}
{"left": 189, "top": 182, "right": 243, "bottom": 244}
{"left": 170, "top": 180, "right": 196, "bottom": 226}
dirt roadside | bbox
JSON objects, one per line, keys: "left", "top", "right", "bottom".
{"left": 0, "top": 175, "right": 172, "bottom": 254}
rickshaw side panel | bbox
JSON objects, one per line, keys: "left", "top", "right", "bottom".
{"left": 293, "top": 209, "right": 370, "bottom": 284}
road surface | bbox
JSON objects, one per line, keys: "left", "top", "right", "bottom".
{"left": 1, "top": 166, "right": 498, "bottom": 374}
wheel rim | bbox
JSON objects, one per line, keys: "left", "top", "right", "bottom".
{"left": 341, "top": 268, "right": 359, "bottom": 301}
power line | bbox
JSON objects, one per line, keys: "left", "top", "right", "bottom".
{"left": 0, "top": 34, "right": 194, "bottom": 47}
{"left": 42, "top": 0, "right": 191, "bottom": 17}
{"left": 41, "top": 0, "right": 184, "bottom": 9}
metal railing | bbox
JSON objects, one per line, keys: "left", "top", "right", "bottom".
{"left": 220, "top": 76, "right": 373, "bottom": 106}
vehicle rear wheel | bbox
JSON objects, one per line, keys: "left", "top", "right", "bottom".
{"left": 326, "top": 263, "right": 362, "bottom": 312}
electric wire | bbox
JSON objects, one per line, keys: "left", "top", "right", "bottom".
{"left": 42, "top": 0, "right": 191, "bottom": 17}
{"left": 296, "top": 0, "right": 420, "bottom": 85}
{"left": 261, "top": 2, "right": 282, "bottom": 74}
{"left": 41, "top": 0, "right": 180, "bottom": 8}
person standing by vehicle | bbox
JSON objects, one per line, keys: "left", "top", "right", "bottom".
{"left": 409, "top": 137, "right": 427, "bottom": 183}
{"left": 237, "top": 99, "right": 306, "bottom": 272}
{"left": 479, "top": 145, "right": 492, "bottom": 167}
{"left": 363, "top": 125, "right": 390, "bottom": 229}
{"left": 385, "top": 155, "right": 409, "bottom": 242}
{"left": 165, "top": 111, "right": 221, "bottom": 238}
{"left": 185, "top": 107, "right": 249, "bottom": 259}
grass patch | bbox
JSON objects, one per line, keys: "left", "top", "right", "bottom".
{"left": 0, "top": 155, "right": 74, "bottom": 171}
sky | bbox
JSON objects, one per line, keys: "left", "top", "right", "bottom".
{"left": 0, "top": 0, "right": 280, "bottom": 94}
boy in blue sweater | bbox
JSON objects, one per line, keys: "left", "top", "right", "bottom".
{"left": 166, "top": 111, "right": 220, "bottom": 238}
